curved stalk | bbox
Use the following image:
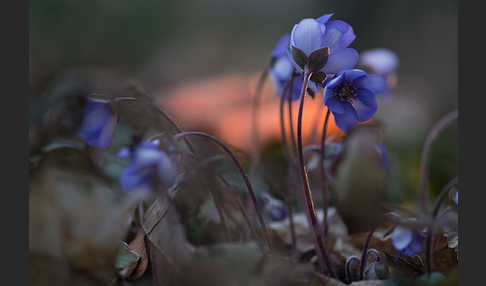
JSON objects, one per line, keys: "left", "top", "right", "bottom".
{"left": 345, "top": 256, "right": 361, "bottom": 283}
{"left": 425, "top": 176, "right": 458, "bottom": 273}
{"left": 319, "top": 109, "right": 331, "bottom": 241}
{"left": 288, "top": 74, "right": 298, "bottom": 158}
{"left": 174, "top": 131, "right": 272, "bottom": 252}
{"left": 359, "top": 228, "right": 376, "bottom": 280}
{"left": 279, "top": 78, "right": 293, "bottom": 162}
{"left": 250, "top": 66, "right": 269, "bottom": 178}
{"left": 419, "top": 110, "right": 458, "bottom": 214}
{"left": 296, "top": 69, "right": 335, "bottom": 277}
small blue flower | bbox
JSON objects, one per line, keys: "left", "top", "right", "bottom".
{"left": 392, "top": 225, "right": 425, "bottom": 257}
{"left": 359, "top": 49, "right": 399, "bottom": 98}
{"left": 120, "top": 141, "right": 177, "bottom": 193}
{"left": 269, "top": 35, "right": 319, "bottom": 101}
{"left": 261, "top": 193, "right": 287, "bottom": 222}
{"left": 78, "top": 98, "right": 117, "bottom": 148}
{"left": 323, "top": 69, "right": 385, "bottom": 131}
{"left": 290, "top": 14, "right": 359, "bottom": 74}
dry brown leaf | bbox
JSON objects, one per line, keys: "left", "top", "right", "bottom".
{"left": 127, "top": 228, "right": 149, "bottom": 280}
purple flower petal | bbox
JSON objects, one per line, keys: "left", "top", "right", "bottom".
{"left": 78, "top": 98, "right": 117, "bottom": 148}
{"left": 332, "top": 103, "right": 359, "bottom": 131}
{"left": 360, "top": 48, "right": 399, "bottom": 75}
{"left": 327, "top": 20, "right": 355, "bottom": 48}
{"left": 156, "top": 152, "right": 177, "bottom": 188}
{"left": 271, "top": 56, "right": 294, "bottom": 81}
{"left": 271, "top": 34, "right": 290, "bottom": 58}
{"left": 291, "top": 18, "right": 324, "bottom": 56}
{"left": 120, "top": 163, "right": 152, "bottom": 192}
{"left": 343, "top": 69, "right": 367, "bottom": 82}
{"left": 355, "top": 74, "right": 386, "bottom": 94}
{"left": 316, "top": 13, "right": 334, "bottom": 24}
{"left": 351, "top": 88, "right": 377, "bottom": 121}
{"left": 392, "top": 226, "right": 413, "bottom": 251}
{"left": 322, "top": 48, "right": 359, "bottom": 74}
{"left": 321, "top": 20, "right": 355, "bottom": 51}
{"left": 401, "top": 233, "right": 424, "bottom": 257}
{"left": 324, "top": 73, "right": 344, "bottom": 89}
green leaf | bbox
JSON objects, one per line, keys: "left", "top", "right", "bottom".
{"left": 308, "top": 47, "right": 330, "bottom": 72}
{"left": 310, "top": 71, "right": 327, "bottom": 84}
{"left": 291, "top": 46, "right": 308, "bottom": 69}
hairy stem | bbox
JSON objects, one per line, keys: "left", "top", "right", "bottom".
{"left": 174, "top": 131, "right": 272, "bottom": 252}
{"left": 288, "top": 75, "right": 298, "bottom": 158}
{"left": 419, "top": 110, "right": 458, "bottom": 214}
{"left": 426, "top": 176, "right": 458, "bottom": 273}
{"left": 296, "top": 69, "right": 335, "bottom": 277}
{"left": 279, "top": 78, "right": 293, "bottom": 162}
{"left": 250, "top": 66, "right": 269, "bottom": 178}
{"left": 345, "top": 256, "right": 361, "bottom": 283}
{"left": 319, "top": 109, "right": 331, "bottom": 242}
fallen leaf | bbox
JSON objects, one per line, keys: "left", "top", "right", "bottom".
{"left": 116, "top": 242, "right": 140, "bottom": 279}
{"left": 127, "top": 228, "right": 149, "bottom": 280}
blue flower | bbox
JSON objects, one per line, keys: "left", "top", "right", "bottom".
{"left": 290, "top": 14, "right": 359, "bottom": 74}
{"left": 261, "top": 193, "right": 287, "bottom": 222}
{"left": 269, "top": 35, "right": 319, "bottom": 101}
{"left": 359, "top": 49, "right": 399, "bottom": 97}
{"left": 78, "top": 98, "right": 117, "bottom": 148}
{"left": 120, "top": 141, "right": 177, "bottom": 193}
{"left": 323, "top": 69, "right": 385, "bottom": 131}
{"left": 392, "top": 225, "right": 425, "bottom": 257}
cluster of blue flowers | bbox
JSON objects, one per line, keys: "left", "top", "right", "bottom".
{"left": 269, "top": 13, "right": 398, "bottom": 131}
{"left": 75, "top": 11, "right": 411, "bottom": 259}
{"left": 77, "top": 97, "right": 178, "bottom": 194}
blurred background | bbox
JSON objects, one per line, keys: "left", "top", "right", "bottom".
{"left": 29, "top": 0, "right": 457, "bottom": 205}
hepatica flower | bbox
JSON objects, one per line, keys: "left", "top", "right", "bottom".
{"left": 290, "top": 13, "right": 358, "bottom": 74}
{"left": 323, "top": 69, "right": 385, "bottom": 131}
{"left": 269, "top": 34, "right": 319, "bottom": 101}
{"left": 78, "top": 98, "right": 117, "bottom": 148}
{"left": 120, "top": 141, "right": 177, "bottom": 193}
{"left": 261, "top": 193, "right": 287, "bottom": 222}
{"left": 359, "top": 49, "right": 399, "bottom": 97}
{"left": 392, "top": 225, "right": 425, "bottom": 257}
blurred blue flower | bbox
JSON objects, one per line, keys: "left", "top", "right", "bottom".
{"left": 290, "top": 14, "right": 359, "bottom": 74}
{"left": 78, "top": 98, "right": 117, "bottom": 148}
{"left": 120, "top": 141, "right": 177, "bottom": 193}
{"left": 392, "top": 225, "right": 425, "bottom": 257}
{"left": 261, "top": 193, "right": 287, "bottom": 222}
{"left": 323, "top": 69, "right": 385, "bottom": 131}
{"left": 269, "top": 34, "right": 319, "bottom": 101}
{"left": 359, "top": 49, "right": 399, "bottom": 98}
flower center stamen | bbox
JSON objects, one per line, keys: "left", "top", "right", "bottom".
{"left": 337, "top": 83, "right": 356, "bottom": 101}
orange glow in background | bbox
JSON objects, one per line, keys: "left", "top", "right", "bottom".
{"left": 157, "top": 73, "right": 347, "bottom": 152}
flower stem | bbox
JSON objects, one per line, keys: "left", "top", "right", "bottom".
{"left": 319, "top": 109, "right": 331, "bottom": 243}
{"left": 288, "top": 75, "right": 298, "bottom": 158}
{"left": 425, "top": 176, "right": 458, "bottom": 273}
{"left": 278, "top": 76, "right": 298, "bottom": 251}
{"left": 359, "top": 228, "right": 376, "bottom": 280}
{"left": 250, "top": 66, "right": 269, "bottom": 178}
{"left": 174, "top": 131, "right": 272, "bottom": 252}
{"left": 296, "top": 68, "right": 335, "bottom": 277}
{"left": 345, "top": 256, "right": 361, "bottom": 283}
{"left": 279, "top": 77, "right": 293, "bottom": 162}
{"left": 419, "top": 110, "right": 458, "bottom": 214}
